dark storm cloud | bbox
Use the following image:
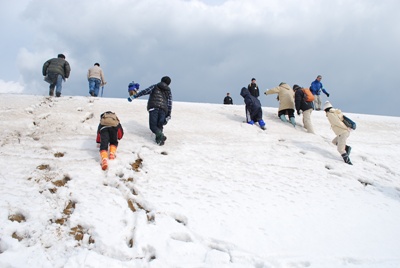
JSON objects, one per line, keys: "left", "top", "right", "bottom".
{"left": 1, "top": 0, "right": 399, "bottom": 116}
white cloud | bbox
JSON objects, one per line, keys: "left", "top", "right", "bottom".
{"left": 0, "top": 79, "right": 24, "bottom": 94}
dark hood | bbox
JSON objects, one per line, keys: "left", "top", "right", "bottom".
{"left": 240, "top": 87, "right": 250, "bottom": 98}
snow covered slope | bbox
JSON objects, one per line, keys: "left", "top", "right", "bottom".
{"left": 0, "top": 94, "right": 399, "bottom": 268}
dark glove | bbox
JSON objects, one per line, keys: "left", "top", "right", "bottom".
{"left": 164, "top": 116, "right": 171, "bottom": 125}
{"left": 297, "top": 110, "right": 301, "bottom": 116}
{"left": 326, "top": 93, "right": 330, "bottom": 97}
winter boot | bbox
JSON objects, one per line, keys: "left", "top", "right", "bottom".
{"left": 100, "top": 150, "right": 108, "bottom": 170}
{"left": 279, "top": 114, "right": 288, "bottom": 122}
{"left": 341, "top": 153, "right": 353, "bottom": 165}
{"left": 258, "top": 119, "right": 266, "bottom": 130}
{"left": 289, "top": 117, "right": 296, "bottom": 127}
{"left": 49, "top": 88, "right": 54, "bottom": 96}
{"left": 56, "top": 92, "right": 61, "bottom": 97}
{"left": 109, "top": 146, "right": 116, "bottom": 159}
{"left": 345, "top": 145, "right": 352, "bottom": 156}
{"left": 109, "top": 145, "right": 117, "bottom": 160}
{"left": 155, "top": 131, "right": 167, "bottom": 146}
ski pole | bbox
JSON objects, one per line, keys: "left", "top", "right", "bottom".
{"left": 101, "top": 86, "right": 104, "bottom": 97}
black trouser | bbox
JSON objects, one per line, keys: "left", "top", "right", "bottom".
{"left": 99, "top": 126, "right": 118, "bottom": 151}
{"left": 149, "top": 108, "right": 166, "bottom": 134}
{"left": 278, "top": 109, "right": 295, "bottom": 118}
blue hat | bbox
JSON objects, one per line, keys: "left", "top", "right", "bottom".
{"left": 128, "top": 81, "right": 140, "bottom": 91}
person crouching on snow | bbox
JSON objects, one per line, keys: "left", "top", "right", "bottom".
{"left": 323, "top": 101, "right": 352, "bottom": 165}
{"left": 96, "top": 111, "right": 124, "bottom": 170}
{"left": 240, "top": 87, "right": 266, "bottom": 130}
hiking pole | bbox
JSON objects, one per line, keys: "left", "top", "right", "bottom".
{"left": 101, "top": 85, "right": 104, "bottom": 97}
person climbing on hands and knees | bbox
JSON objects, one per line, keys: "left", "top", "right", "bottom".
{"left": 96, "top": 111, "right": 124, "bottom": 170}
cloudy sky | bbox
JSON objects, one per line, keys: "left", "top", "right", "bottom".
{"left": 1, "top": 0, "right": 399, "bottom": 116}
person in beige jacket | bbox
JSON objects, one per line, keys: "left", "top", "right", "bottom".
{"left": 323, "top": 101, "right": 352, "bottom": 165}
{"left": 87, "top": 63, "right": 106, "bottom": 97}
{"left": 264, "top": 82, "right": 296, "bottom": 127}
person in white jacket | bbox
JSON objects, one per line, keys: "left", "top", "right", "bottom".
{"left": 323, "top": 101, "right": 352, "bottom": 165}
{"left": 87, "top": 63, "right": 106, "bottom": 97}
{"left": 264, "top": 82, "right": 296, "bottom": 127}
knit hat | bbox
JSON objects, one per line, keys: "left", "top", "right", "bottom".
{"left": 251, "top": 78, "right": 256, "bottom": 81}
{"left": 58, "top": 54, "right": 65, "bottom": 59}
{"left": 161, "top": 76, "right": 171, "bottom": 85}
{"left": 323, "top": 101, "right": 333, "bottom": 111}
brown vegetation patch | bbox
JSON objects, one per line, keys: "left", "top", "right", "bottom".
{"left": 63, "top": 200, "right": 76, "bottom": 216}
{"left": 70, "top": 225, "right": 95, "bottom": 244}
{"left": 70, "top": 225, "right": 84, "bottom": 241}
{"left": 130, "top": 158, "right": 143, "bottom": 172}
{"left": 54, "top": 218, "right": 66, "bottom": 225}
{"left": 54, "top": 152, "right": 65, "bottom": 158}
{"left": 12, "top": 232, "right": 23, "bottom": 241}
{"left": 52, "top": 175, "right": 71, "bottom": 187}
{"left": 49, "top": 188, "right": 57, "bottom": 194}
{"left": 8, "top": 213, "right": 26, "bottom": 223}
{"left": 37, "top": 164, "right": 50, "bottom": 170}
{"left": 127, "top": 199, "right": 137, "bottom": 212}
{"left": 131, "top": 187, "right": 138, "bottom": 195}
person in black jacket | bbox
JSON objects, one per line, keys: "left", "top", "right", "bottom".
{"left": 293, "top": 84, "right": 315, "bottom": 134}
{"left": 247, "top": 78, "right": 260, "bottom": 98}
{"left": 128, "top": 76, "right": 172, "bottom": 145}
{"left": 223, "top": 93, "right": 233, "bottom": 105}
{"left": 42, "top": 54, "right": 71, "bottom": 97}
{"left": 240, "top": 87, "right": 266, "bottom": 130}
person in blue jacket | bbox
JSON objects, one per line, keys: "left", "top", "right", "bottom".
{"left": 240, "top": 87, "right": 266, "bottom": 130}
{"left": 310, "top": 75, "right": 330, "bottom": 110}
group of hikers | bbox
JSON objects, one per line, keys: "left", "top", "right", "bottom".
{"left": 42, "top": 54, "right": 352, "bottom": 169}
{"left": 42, "top": 54, "right": 107, "bottom": 98}
{"left": 234, "top": 76, "right": 352, "bottom": 165}
{"left": 42, "top": 53, "right": 172, "bottom": 170}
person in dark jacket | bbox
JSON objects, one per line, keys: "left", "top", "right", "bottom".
{"left": 240, "top": 87, "right": 266, "bottom": 130}
{"left": 96, "top": 111, "right": 124, "bottom": 170}
{"left": 128, "top": 76, "right": 172, "bottom": 145}
{"left": 42, "top": 54, "right": 71, "bottom": 97}
{"left": 293, "top": 84, "right": 315, "bottom": 134}
{"left": 247, "top": 78, "right": 260, "bottom": 98}
{"left": 223, "top": 93, "right": 233, "bottom": 105}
